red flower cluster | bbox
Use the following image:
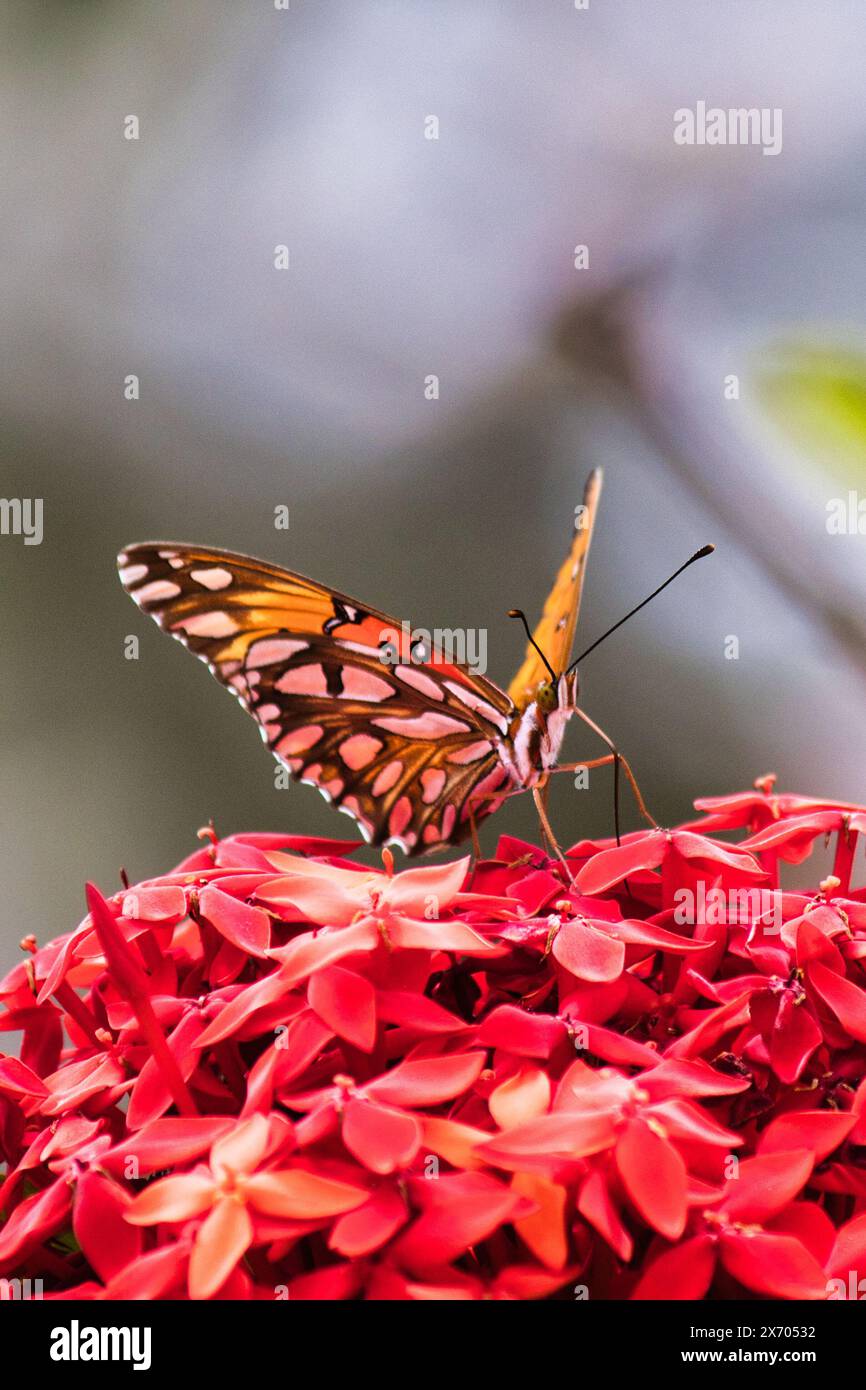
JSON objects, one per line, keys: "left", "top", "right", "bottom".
{"left": 3, "top": 781, "right": 866, "bottom": 1301}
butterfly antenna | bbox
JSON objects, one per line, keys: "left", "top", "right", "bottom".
{"left": 508, "top": 609, "right": 557, "bottom": 681}
{"left": 566, "top": 544, "right": 715, "bottom": 673}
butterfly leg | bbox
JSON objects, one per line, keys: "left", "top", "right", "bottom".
{"left": 555, "top": 755, "right": 617, "bottom": 772}
{"left": 463, "top": 782, "right": 526, "bottom": 861}
{"left": 534, "top": 779, "right": 556, "bottom": 860}
{"left": 531, "top": 784, "right": 574, "bottom": 883}
{"left": 569, "top": 707, "right": 658, "bottom": 831}
{"left": 467, "top": 800, "right": 482, "bottom": 861}
{"left": 551, "top": 751, "right": 631, "bottom": 842}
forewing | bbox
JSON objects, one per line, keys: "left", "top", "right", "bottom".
{"left": 507, "top": 468, "right": 602, "bottom": 708}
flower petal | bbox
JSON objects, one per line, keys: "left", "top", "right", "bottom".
{"left": 552, "top": 919, "right": 625, "bottom": 982}
{"left": 512, "top": 1172, "right": 568, "bottom": 1269}
{"left": 126, "top": 1173, "right": 215, "bottom": 1225}
{"left": 210, "top": 1113, "right": 270, "bottom": 1178}
{"left": 308, "top": 966, "right": 377, "bottom": 1052}
{"left": 631, "top": 1234, "right": 716, "bottom": 1299}
{"left": 719, "top": 1229, "right": 827, "bottom": 1299}
{"left": 615, "top": 1118, "right": 687, "bottom": 1241}
{"left": 757, "top": 1109, "right": 856, "bottom": 1163}
{"left": 189, "top": 1196, "right": 253, "bottom": 1300}
{"left": 243, "top": 1168, "right": 368, "bottom": 1219}
{"left": 489, "top": 1066, "right": 551, "bottom": 1129}
{"left": 73, "top": 1171, "right": 142, "bottom": 1284}
{"left": 366, "top": 1052, "right": 485, "bottom": 1107}
{"left": 329, "top": 1186, "right": 408, "bottom": 1258}
{"left": 342, "top": 1098, "right": 420, "bottom": 1174}
{"left": 721, "top": 1150, "right": 814, "bottom": 1224}
{"left": 198, "top": 885, "right": 271, "bottom": 958}
{"left": 808, "top": 960, "right": 866, "bottom": 1042}
{"left": 575, "top": 831, "right": 668, "bottom": 895}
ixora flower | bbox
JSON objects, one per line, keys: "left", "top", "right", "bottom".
{"left": 2, "top": 789, "right": 866, "bottom": 1301}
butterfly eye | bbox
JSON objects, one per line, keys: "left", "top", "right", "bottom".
{"left": 537, "top": 682, "right": 558, "bottom": 713}
{"left": 411, "top": 639, "right": 429, "bottom": 664}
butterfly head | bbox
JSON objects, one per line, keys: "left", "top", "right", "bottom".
{"left": 508, "top": 609, "right": 579, "bottom": 718}
{"left": 535, "top": 680, "right": 558, "bottom": 715}
{"left": 511, "top": 670, "right": 579, "bottom": 783}
{"left": 536, "top": 670, "right": 578, "bottom": 717}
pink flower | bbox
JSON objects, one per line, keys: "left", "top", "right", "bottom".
{"left": 126, "top": 1113, "right": 367, "bottom": 1299}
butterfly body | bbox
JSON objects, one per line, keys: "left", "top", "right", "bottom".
{"left": 502, "top": 672, "right": 579, "bottom": 788}
{"left": 118, "top": 472, "right": 601, "bottom": 854}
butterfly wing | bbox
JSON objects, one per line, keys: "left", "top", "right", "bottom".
{"left": 507, "top": 468, "right": 602, "bottom": 708}
{"left": 118, "top": 543, "right": 516, "bottom": 853}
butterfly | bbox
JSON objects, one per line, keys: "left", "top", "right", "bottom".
{"left": 118, "top": 470, "right": 604, "bottom": 855}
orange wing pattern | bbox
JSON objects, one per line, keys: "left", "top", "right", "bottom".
{"left": 507, "top": 468, "right": 602, "bottom": 708}
{"left": 118, "top": 543, "right": 516, "bottom": 854}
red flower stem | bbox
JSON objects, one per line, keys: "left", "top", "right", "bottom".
{"left": 755, "top": 849, "right": 779, "bottom": 890}
{"left": 85, "top": 883, "right": 197, "bottom": 1118}
{"left": 52, "top": 981, "right": 103, "bottom": 1048}
{"left": 832, "top": 827, "right": 857, "bottom": 896}
{"left": 661, "top": 848, "right": 680, "bottom": 913}
{"left": 137, "top": 932, "right": 165, "bottom": 974}
{"left": 134, "top": 1002, "right": 198, "bottom": 1117}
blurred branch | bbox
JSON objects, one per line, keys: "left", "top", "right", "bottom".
{"left": 554, "top": 274, "right": 866, "bottom": 683}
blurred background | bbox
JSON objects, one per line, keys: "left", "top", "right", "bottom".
{"left": 3, "top": 0, "right": 866, "bottom": 962}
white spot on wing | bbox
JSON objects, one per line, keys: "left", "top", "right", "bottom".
{"left": 446, "top": 741, "right": 491, "bottom": 765}
{"left": 335, "top": 639, "right": 383, "bottom": 658}
{"left": 248, "top": 638, "right": 309, "bottom": 666}
{"left": 337, "top": 667, "right": 394, "bottom": 702}
{"left": 190, "top": 567, "right": 233, "bottom": 591}
{"left": 137, "top": 580, "right": 182, "bottom": 603}
{"left": 395, "top": 666, "right": 444, "bottom": 700}
{"left": 119, "top": 563, "right": 149, "bottom": 585}
{"left": 172, "top": 611, "right": 237, "bottom": 638}
{"left": 442, "top": 682, "right": 508, "bottom": 733}
{"left": 275, "top": 664, "right": 329, "bottom": 697}
{"left": 372, "top": 760, "right": 403, "bottom": 795}
{"left": 372, "top": 712, "right": 470, "bottom": 738}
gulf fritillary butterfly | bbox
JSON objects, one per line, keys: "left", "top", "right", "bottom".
{"left": 118, "top": 469, "right": 645, "bottom": 855}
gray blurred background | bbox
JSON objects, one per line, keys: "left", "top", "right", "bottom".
{"left": 3, "top": 0, "right": 866, "bottom": 963}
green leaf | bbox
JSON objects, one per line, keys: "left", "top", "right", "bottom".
{"left": 755, "top": 342, "right": 866, "bottom": 492}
